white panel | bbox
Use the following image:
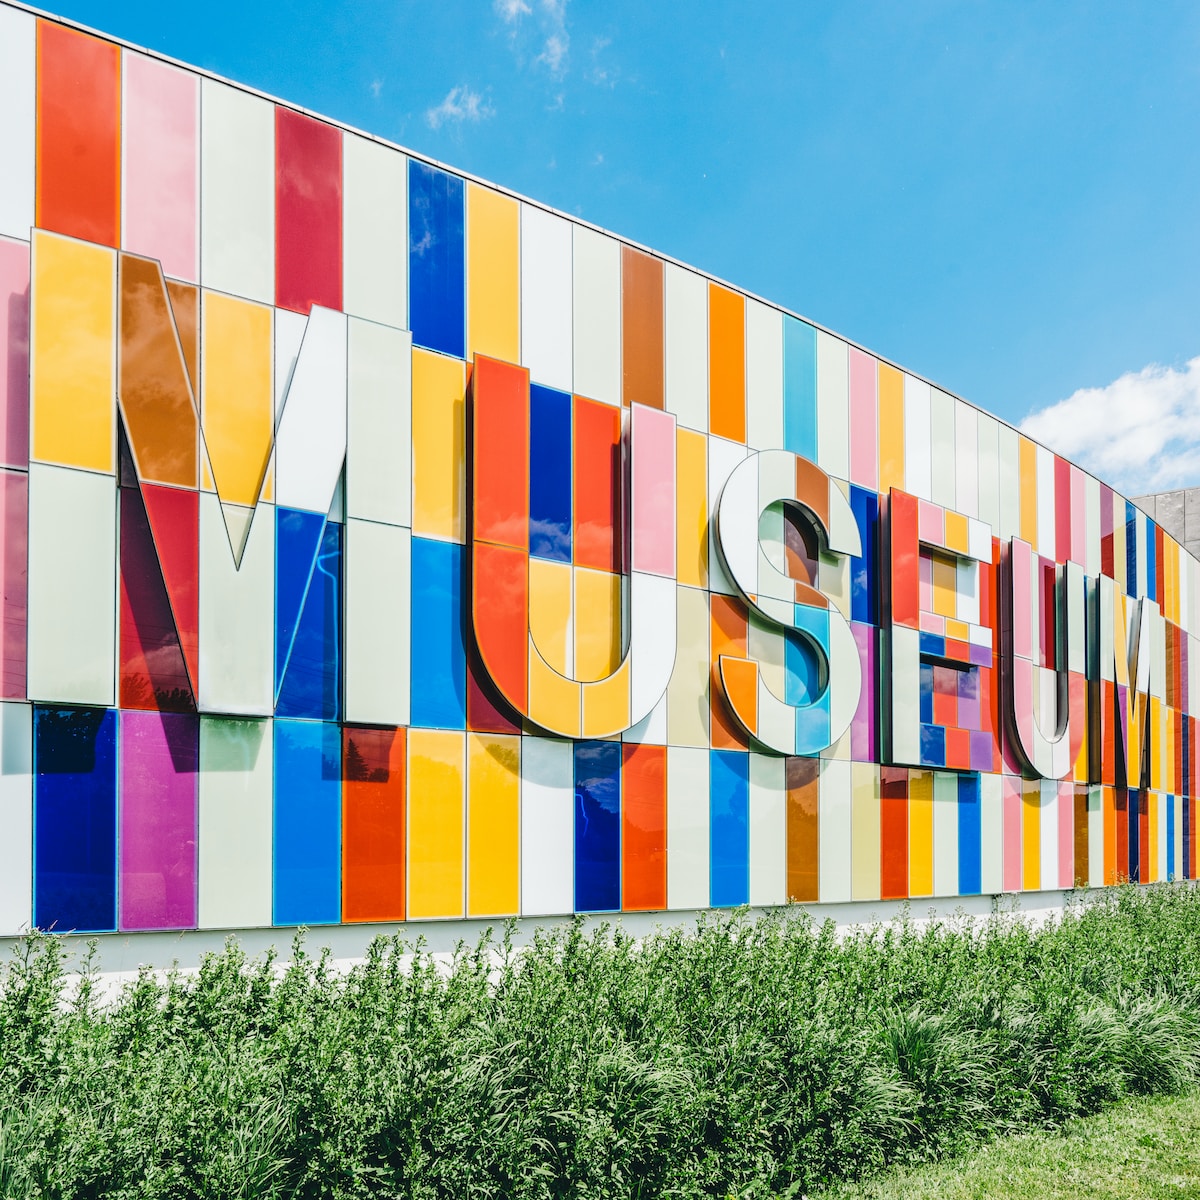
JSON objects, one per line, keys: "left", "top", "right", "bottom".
{"left": 0, "top": 702, "right": 31, "bottom": 934}
{"left": 979, "top": 772, "right": 1003, "bottom": 895}
{"left": 818, "top": 758, "right": 852, "bottom": 903}
{"left": 275, "top": 307, "right": 348, "bottom": 513}
{"left": 1087, "top": 785, "right": 1104, "bottom": 888}
{"left": 976, "top": 412, "right": 1000, "bottom": 532}
{"left": 0, "top": 6, "right": 35, "bottom": 241}
{"left": 889, "top": 626, "right": 921, "bottom": 765}
{"left": 1174, "top": 794, "right": 1183, "bottom": 882}
{"left": 519, "top": 737, "right": 574, "bottom": 916}
{"left": 345, "top": 519, "right": 410, "bottom": 726}
{"left": 519, "top": 204, "right": 572, "bottom": 392}
{"left": 200, "top": 79, "right": 274, "bottom": 303}
{"left": 198, "top": 716, "right": 273, "bottom": 929}
{"left": 347, "top": 318, "right": 411, "bottom": 526}
{"left": 707, "top": 436, "right": 748, "bottom": 596}
{"left": 929, "top": 388, "right": 956, "bottom": 511}
{"left": 664, "top": 264, "right": 707, "bottom": 433}
{"left": 932, "top": 771, "right": 958, "bottom": 897}
{"left": 745, "top": 300, "right": 783, "bottom": 451}
{"left": 571, "top": 225, "right": 620, "bottom": 405}
{"left": 630, "top": 571, "right": 677, "bottom": 722}
{"left": 273, "top": 309, "right": 306, "bottom": 421}
{"left": 903, "top": 376, "right": 931, "bottom": 501}
{"left": 342, "top": 134, "right": 407, "bottom": 328}
{"left": 1039, "top": 779, "right": 1058, "bottom": 891}
{"left": 997, "top": 424, "right": 1020, "bottom": 542}
{"left": 1036, "top": 444, "right": 1056, "bottom": 561}
{"left": 816, "top": 331, "right": 848, "bottom": 481}
{"left": 27, "top": 464, "right": 116, "bottom": 706}
{"left": 954, "top": 402, "right": 978, "bottom": 519}
{"left": 199, "top": 492, "right": 274, "bottom": 715}
{"left": 748, "top": 753, "right": 786, "bottom": 906}
{"left": 667, "top": 745, "right": 709, "bottom": 909}
{"left": 623, "top": 693, "right": 667, "bottom": 745}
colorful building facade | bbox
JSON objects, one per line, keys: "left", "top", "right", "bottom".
{"left": 0, "top": 2, "right": 1194, "bottom": 938}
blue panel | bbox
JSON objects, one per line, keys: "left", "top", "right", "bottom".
{"left": 920, "top": 723, "right": 945, "bottom": 768}
{"left": 849, "top": 486, "right": 879, "bottom": 624}
{"left": 919, "top": 663, "right": 934, "bottom": 722}
{"left": 33, "top": 707, "right": 117, "bottom": 933}
{"left": 275, "top": 507, "right": 327, "bottom": 697}
{"left": 529, "top": 383, "right": 572, "bottom": 562}
{"left": 408, "top": 161, "right": 464, "bottom": 359}
{"left": 786, "top": 606, "right": 827, "bottom": 706}
{"left": 1128, "top": 787, "right": 1140, "bottom": 882}
{"left": 273, "top": 719, "right": 341, "bottom": 926}
{"left": 919, "top": 632, "right": 946, "bottom": 659}
{"left": 783, "top": 316, "right": 817, "bottom": 461}
{"left": 1145, "top": 516, "right": 1157, "bottom": 603}
{"left": 1125, "top": 501, "right": 1137, "bottom": 598}
{"left": 410, "top": 537, "right": 467, "bottom": 729}
{"left": 710, "top": 750, "right": 750, "bottom": 907}
{"left": 957, "top": 773, "right": 981, "bottom": 894}
{"left": 1167, "top": 794, "right": 1176, "bottom": 880}
{"left": 277, "top": 518, "right": 341, "bottom": 721}
{"left": 574, "top": 741, "right": 621, "bottom": 912}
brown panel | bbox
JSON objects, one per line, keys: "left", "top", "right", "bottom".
{"left": 621, "top": 246, "right": 663, "bottom": 409}
{"left": 786, "top": 756, "right": 819, "bottom": 902}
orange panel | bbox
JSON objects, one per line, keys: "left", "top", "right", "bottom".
{"left": 472, "top": 542, "right": 528, "bottom": 710}
{"left": 472, "top": 357, "right": 528, "bottom": 549}
{"left": 708, "top": 283, "right": 745, "bottom": 442}
{"left": 36, "top": 22, "right": 121, "bottom": 247}
{"left": 786, "top": 755, "right": 819, "bottom": 902}
{"left": 573, "top": 396, "right": 622, "bottom": 572}
{"left": 710, "top": 593, "right": 748, "bottom": 750}
{"left": 718, "top": 655, "right": 758, "bottom": 738}
{"left": 621, "top": 246, "right": 663, "bottom": 409}
{"left": 165, "top": 281, "right": 198, "bottom": 395}
{"left": 622, "top": 743, "right": 666, "bottom": 910}
{"left": 343, "top": 726, "right": 406, "bottom": 922}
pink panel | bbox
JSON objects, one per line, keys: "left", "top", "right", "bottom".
{"left": 1058, "top": 780, "right": 1074, "bottom": 887}
{"left": 1010, "top": 539, "right": 1032, "bottom": 659}
{"left": 119, "top": 710, "right": 198, "bottom": 930}
{"left": 0, "top": 470, "right": 26, "bottom": 699}
{"left": 1069, "top": 465, "right": 1086, "bottom": 566}
{"left": 122, "top": 53, "right": 198, "bottom": 282}
{"left": 630, "top": 404, "right": 676, "bottom": 577}
{"left": 848, "top": 349, "right": 877, "bottom": 489}
{"left": 0, "top": 238, "right": 30, "bottom": 470}
{"left": 1099, "top": 484, "right": 1114, "bottom": 539}
{"left": 1002, "top": 775, "right": 1022, "bottom": 891}
{"left": 917, "top": 499, "right": 943, "bottom": 546}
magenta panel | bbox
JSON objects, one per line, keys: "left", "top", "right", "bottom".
{"left": 0, "top": 238, "right": 30, "bottom": 470}
{"left": 630, "top": 404, "right": 676, "bottom": 576}
{"left": 122, "top": 53, "right": 199, "bottom": 282}
{"left": 848, "top": 348, "right": 877, "bottom": 490}
{"left": 1002, "top": 775, "right": 1022, "bottom": 891}
{"left": 0, "top": 469, "right": 26, "bottom": 699}
{"left": 119, "top": 710, "right": 198, "bottom": 930}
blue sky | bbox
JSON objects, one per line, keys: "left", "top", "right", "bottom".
{"left": 46, "top": 0, "right": 1200, "bottom": 490}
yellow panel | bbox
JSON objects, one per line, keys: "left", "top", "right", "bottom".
{"left": 412, "top": 348, "right": 465, "bottom": 542}
{"left": 932, "top": 551, "right": 957, "bottom": 618}
{"left": 407, "top": 729, "right": 465, "bottom": 918}
{"left": 1021, "top": 779, "right": 1040, "bottom": 891}
{"left": 945, "top": 618, "right": 969, "bottom": 643}
{"left": 528, "top": 644, "right": 581, "bottom": 737}
{"left": 1150, "top": 698, "right": 1163, "bottom": 793}
{"left": 574, "top": 566, "right": 622, "bottom": 682}
{"left": 944, "top": 511, "right": 968, "bottom": 555}
{"left": 667, "top": 585, "right": 710, "bottom": 747}
{"left": 908, "top": 769, "right": 933, "bottom": 897}
{"left": 877, "top": 363, "right": 904, "bottom": 493}
{"left": 1018, "top": 436, "right": 1037, "bottom": 547}
{"left": 850, "top": 763, "right": 881, "bottom": 901}
{"left": 529, "top": 557, "right": 572, "bottom": 676}
{"left": 1112, "top": 511, "right": 1126, "bottom": 593}
{"left": 202, "top": 291, "right": 273, "bottom": 507}
{"left": 583, "top": 658, "right": 631, "bottom": 738}
{"left": 467, "top": 733, "right": 520, "bottom": 917}
{"left": 1167, "top": 541, "right": 1179, "bottom": 625}
{"left": 676, "top": 428, "right": 707, "bottom": 588}
{"left": 31, "top": 231, "right": 116, "bottom": 473}
{"left": 467, "top": 184, "right": 519, "bottom": 363}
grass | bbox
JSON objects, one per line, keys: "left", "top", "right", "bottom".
{"left": 817, "top": 1087, "right": 1200, "bottom": 1198}
{"left": 2, "top": 885, "right": 1200, "bottom": 1197}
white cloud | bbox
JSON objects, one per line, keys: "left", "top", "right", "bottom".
{"left": 369, "top": 79, "right": 383, "bottom": 98}
{"left": 425, "top": 85, "right": 495, "bottom": 130}
{"left": 538, "top": 31, "right": 568, "bottom": 74}
{"left": 1019, "top": 357, "right": 1200, "bottom": 495}
{"left": 495, "top": 0, "right": 531, "bottom": 21}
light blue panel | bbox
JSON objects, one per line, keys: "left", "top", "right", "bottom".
{"left": 783, "top": 316, "right": 817, "bottom": 461}
{"left": 410, "top": 537, "right": 466, "bottom": 729}
{"left": 273, "top": 719, "right": 341, "bottom": 926}
{"left": 710, "top": 749, "right": 749, "bottom": 907}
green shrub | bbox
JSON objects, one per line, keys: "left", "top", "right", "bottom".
{"left": 2, "top": 885, "right": 1200, "bottom": 1198}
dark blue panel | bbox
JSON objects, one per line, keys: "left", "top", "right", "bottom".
{"left": 273, "top": 719, "right": 341, "bottom": 925}
{"left": 1125, "top": 501, "right": 1137, "bottom": 598}
{"left": 849, "top": 486, "right": 879, "bottom": 624}
{"left": 919, "top": 632, "right": 946, "bottom": 659}
{"left": 275, "top": 507, "right": 327, "bottom": 697}
{"left": 410, "top": 537, "right": 466, "bottom": 729}
{"left": 919, "top": 663, "right": 934, "bottom": 722}
{"left": 574, "top": 741, "right": 621, "bottom": 912}
{"left": 710, "top": 750, "right": 749, "bottom": 907}
{"left": 277, "top": 519, "right": 342, "bottom": 720}
{"left": 957, "top": 773, "right": 981, "bottom": 895}
{"left": 529, "top": 383, "right": 572, "bottom": 562}
{"left": 408, "top": 161, "right": 464, "bottom": 359}
{"left": 920, "top": 723, "right": 945, "bottom": 767}
{"left": 1128, "top": 787, "right": 1140, "bottom": 882}
{"left": 783, "top": 317, "right": 816, "bottom": 461}
{"left": 1167, "top": 794, "right": 1176, "bottom": 880}
{"left": 34, "top": 707, "right": 117, "bottom": 933}
{"left": 1145, "top": 516, "right": 1157, "bottom": 603}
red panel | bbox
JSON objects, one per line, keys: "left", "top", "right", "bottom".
{"left": 889, "top": 489, "right": 919, "bottom": 629}
{"left": 932, "top": 665, "right": 957, "bottom": 728}
{"left": 879, "top": 767, "right": 907, "bottom": 899}
{"left": 342, "top": 725, "right": 405, "bottom": 922}
{"left": 945, "top": 727, "right": 970, "bottom": 771}
{"left": 622, "top": 743, "right": 666, "bottom": 911}
{"left": 1114, "top": 787, "right": 1128, "bottom": 881}
{"left": 1054, "top": 455, "right": 1071, "bottom": 565}
{"left": 710, "top": 593, "right": 749, "bottom": 751}
{"left": 472, "top": 542, "right": 528, "bottom": 710}
{"left": 140, "top": 483, "right": 199, "bottom": 693}
{"left": 466, "top": 645, "right": 521, "bottom": 734}
{"left": 472, "top": 357, "right": 529, "bottom": 549}
{"left": 573, "top": 396, "right": 622, "bottom": 573}
{"left": 275, "top": 108, "right": 342, "bottom": 314}
{"left": 36, "top": 23, "right": 120, "bottom": 247}
{"left": 0, "top": 470, "right": 27, "bottom": 699}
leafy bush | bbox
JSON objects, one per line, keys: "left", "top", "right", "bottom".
{"left": 2, "top": 885, "right": 1200, "bottom": 1198}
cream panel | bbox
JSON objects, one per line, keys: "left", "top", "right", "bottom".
{"left": 818, "top": 758, "right": 852, "bottom": 903}
{"left": 745, "top": 300, "right": 783, "bottom": 451}
{"left": 0, "top": 703, "right": 31, "bottom": 934}
{"left": 708, "top": 436, "right": 748, "bottom": 595}
{"left": 748, "top": 753, "right": 786, "bottom": 906}
{"left": 997, "top": 424, "right": 1020, "bottom": 542}
{"left": 929, "top": 389, "right": 956, "bottom": 511}
{"left": 954, "top": 402, "right": 978, "bottom": 518}
{"left": 519, "top": 736, "right": 575, "bottom": 916}
{"left": 667, "top": 745, "right": 709, "bottom": 910}
{"left": 902, "top": 376, "right": 931, "bottom": 501}
{"left": 816, "top": 331, "right": 849, "bottom": 482}
{"left": 976, "top": 412, "right": 1000, "bottom": 532}
{"left": 667, "top": 585, "right": 710, "bottom": 746}
{"left": 0, "top": 7, "right": 34, "bottom": 240}
{"left": 1036, "top": 444, "right": 1056, "bottom": 561}
{"left": 664, "top": 264, "right": 708, "bottom": 433}
{"left": 932, "top": 771, "right": 958, "bottom": 897}
{"left": 979, "top": 771, "right": 1003, "bottom": 894}
{"left": 519, "top": 204, "right": 572, "bottom": 392}
{"left": 343, "top": 134, "right": 407, "bottom": 328}
{"left": 571, "top": 225, "right": 620, "bottom": 405}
